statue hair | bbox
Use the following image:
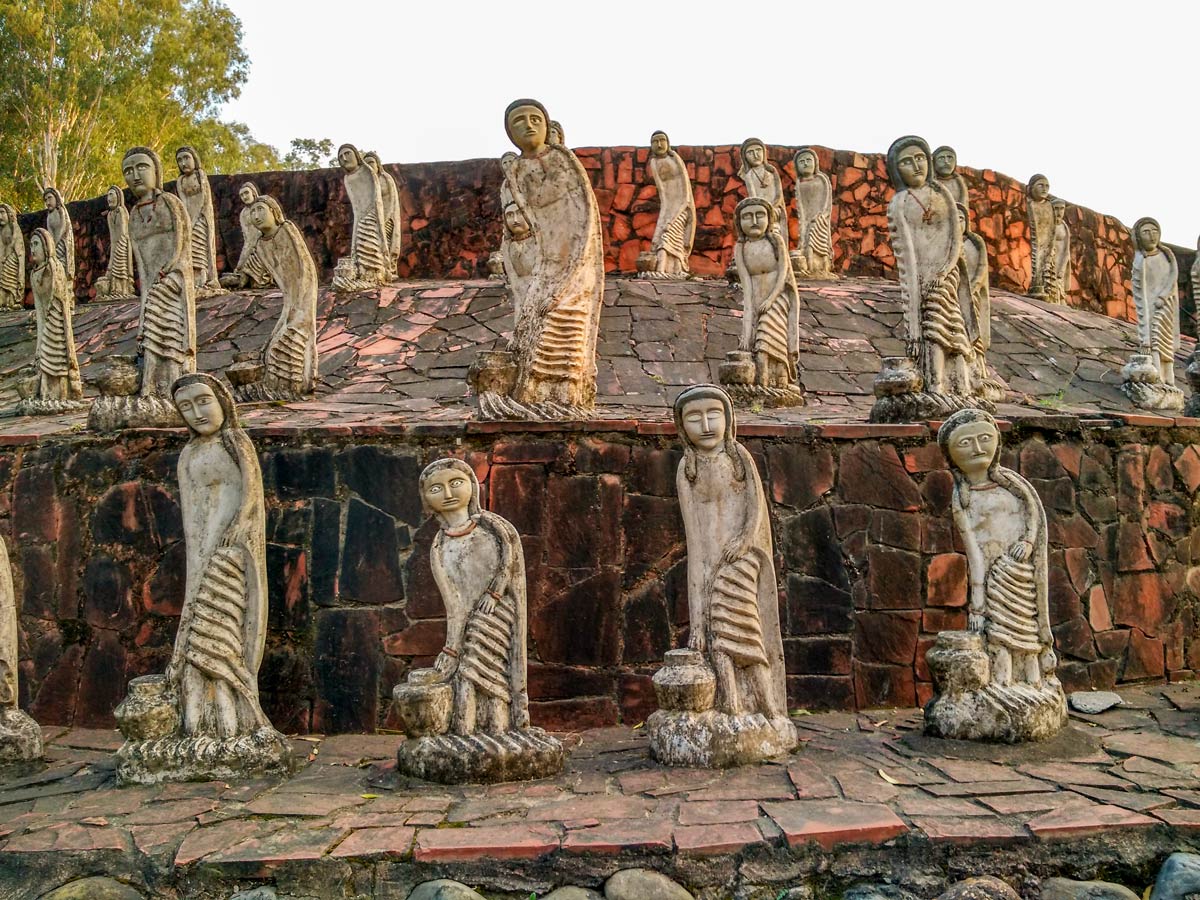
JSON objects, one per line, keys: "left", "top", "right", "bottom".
{"left": 674, "top": 384, "right": 745, "bottom": 484}
{"left": 885, "top": 135, "right": 931, "bottom": 190}
{"left": 171, "top": 373, "right": 243, "bottom": 467}
{"left": 419, "top": 458, "right": 482, "bottom": 523}
{"left": 937, "top": 407, "right": 1003, "bottom": 510}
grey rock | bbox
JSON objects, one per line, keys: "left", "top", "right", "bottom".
{"left": 39, "top": 878, "right": 144, "bottom": 900}
{"left": 845, "top": 887, "right": 920, "bottom": 900}
{"left": 605, "top": 868, "right": 694, "bottom": 900}
{"left": 1042, "top": 877, "right": 1139, "bottom": 899}
{"left": 1068, "top": 691, "right": 1123, "bottom": 714}
{"left": 938, "top": 878, "right": 1021, "bottom": 900}
{"left": 407, "top": 881, "right": 486, "bottom": 900}
{"left": 229, "top": 890, "right": 278, "bottom": 900}
{"left": 544, "top": 889, "right": 603, "bottom": 900}
{"left": 1151, "top": 852, "right": 1200, "bottom": 900}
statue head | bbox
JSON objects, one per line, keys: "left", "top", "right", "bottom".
{"left": 955, "top": 203, "right": 969, "bottom": 236}
{"left": 734, "top": 196, "right": 773, "bottom": 241}
{"left": 938, "top": 408, "right": 1001, "bottom": 483}
{"left": 1052, "top": 199, "right": 1066, "bottom": 222}
{"left": 504, "top": 99, "right": 550, "bottom": 157}
{"left": 249, "top": 195, "right": 285, "bottom": 236}
{"left": 793, "top": 147, "right": 818, "bottom": 178}
{"left": 337, "top": 143, "right": 362, "bottom": 173}
{"left": 739, "top": 138, "right": 766, "bottom": 174}
{"left": 651, "top": 131, "right": 670, "bottom": 158}
{"left": 419, "top": 457, "right": 481, "bottom": 525}
{"left": 548, "top": 120, "right": 564, "bottom": 146}
{"left": 0, "top": 204, "right": 10, "bottom": 227}
{"left": 1134, "top": 216, "right": 1161, "bottom": 254}
{"left": 886, "top": 136, "right": 931, "bottom": 190}
{"left": 674, "top": 384, "right": 746, "bottom": 483}
{"left": 122, "top": 147, "right": 164, "bottom": 200}
{"left": 503, "top": 201, "right": 532, "bottom": 240}
{"left": 1027, "top": 174, "right": 1050, "bottom": 201}
{"left": 238, "top": 182, "right": 259, "bottom": 206}
{"left": 171, "top": 373, "right": 236, "bottom": 440}
{"left": 362, "top": 151, "right": 382, "bottom": 174}
{"left": 42, "top": 188, "right": 59, "bottom": 211}
{"left": 932, "top": 146, "right": 957, "bottom": 178}
{"left": 29, "top": 228, "right": 50, "bottom": 268}
{"left": 0, "top": 659, "right": 13, "bottom": 708}
{"left": 175, "top": 146, "right": 200, "bottom": 176}
{"left": 106, "top": 185, "right": 124, "bottom": 209}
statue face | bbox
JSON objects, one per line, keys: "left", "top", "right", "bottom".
{"left": 30, "top": 234, "right": 46, "bottom": 267}
{"left": 43, "top": 191, "right": 57, "bottom": 210}
{"left": 956, "top": 207, "right": 967, "bottom": 235}
{"left": 508, "top": 105, "right": 547, "bottom": 155}
{"left": 249, "top": 200, "right": 276, "bottom": 235}
{"left": 744, "top": 143, "right": 764, "bottom": 167}
{"left": 338, "top": 147, "right": 359, "bottom": 173}
{"left": 1138, "top": 220, "right": 1160, "bottom": 252}
{"left": 795, "top": 152, "right": 817, "bottom": 177}
{"left": 503, "top": 205, "right": 531, "bottom": 239}
{"left": 174, "top": 383, "right": 225, "bottom": 436}
{"left": 1053, "top": 204, "right": 1065, "bottom": 223}
{"left": 239, "top": 186, "right": 255, "bottom": 205}
{"left": 933, "top": 150, "right": 956, "bottom": 177}
{"left": 896, "top": 146, "right": 928, "bottom": 189}
{"left": 1030, "top": 179, "right": 1049, "bottom": 201}
{"left": 364, "top": 156, "right": 380, "bottom": 173}
{"left": 681, "top": 397, "right": 727, "bottom": 452}
{"left": 422, "top": 467, "right": 472, "bottom": 517}
{"left": 0, "top": 208, "right": 8, "bottom": 227}
{"left": 107, "top": 188, "right": 121, "bottom": 209}
{"left": 548, "top": 123, "right": 563, "bottom": 145}
{"left": 740, "top": 204, "right": 770, "bottom": 240}
{"left": 651, "top": 133, "right": 669, "bottom": 157}
{"left": 947, "top": 421, "right": 998, "bottom": 478}
{"left": 123, "top": 152, "right": 158, "bottom": 199}
{"left": 176, "top": 151, "right": 195, "bottom": 175}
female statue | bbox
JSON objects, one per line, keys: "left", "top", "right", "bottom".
{"left": 646, "top": 130, "right": 695, "bottom": 278}
{"left": 0, "top": 204, "right": 25, "bottom": 310}
{"left": 96, "top": 186, "right": 136, "bottom": 301}
{"left": 228, "top": 182, "right": 273, "bottom": 289}
{"left": 932, "top": 146, "right": 969, "bottom": 211}
{"left": 886, "top": 135, "right": 971, "bottom": 398}
{"left": 332, "top": 143, "right": 389, "bottom": 291}
{"left": 245, "top": 195, "right": 318, "bottom": 399}
{"left": 1025, "top": 174, "right": 1054, "bottom": 299}
{"left": 124, "top": 146, "right": 197, "bottom": 397}
{"left": 363, "top": 151, "right": 403, "bottom": 278}
{"left": 548, "top": 121, "right": 565, "bottom": 146}
{"left": 738, "top": 138, "right": 787, "bottom": 248}
{"left": 25, "top": 228, "right": 83, "bottom": 411}
{"left": 0, "top": 534, "right": 41, "bottom": 762}
{"left": 956, "top": 203, "right": 1001, "bottom": 400}
{"left": 733, "top": 197, "right": 799, "bottom": 392}
{"left": 174, "top": 147, "right": 221, "bottom": 297}
{"left": 1046, "top": 199, "right": 1070, "bottom": 305}
{"left": 499, "top": 201, "right": 535, "bottom": 298}
{"left": 791, "top": 147, "right": 833, "bottom": 278}
{"left": 42, "top": 187, "right": 75, "bottom": 285}
{"left": 1132, "top": 216, "right": 1180, "bottom": 389}
{"left": 493, "top": 98, "right": 604, "bottom": 414}
{"left": 925, "top": 408, "right": 1065, "bottom": 742}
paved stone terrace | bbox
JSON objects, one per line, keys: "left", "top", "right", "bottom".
{"left": 0, "top": 276, "right": 1194, "bottom": 442}
{"left": 4, "top": 683, "right": 1200, "bottom": 897}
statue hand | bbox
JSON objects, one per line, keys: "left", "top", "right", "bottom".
{"left": 688, "top": 630, "right": 706, "bottom": 653}
{"left": 433, "top": 652, "right": 457, "bottom": 676}
{"left": 968, "top": 613, "right": 986, "bottom": 632}
{"left": 477, "top": 592, "right": 497, "bottom": 615}
{"left": 1007, "top": 541, "right": 1033, "bottom": 562}
{"left": 1039, "top": 647, "right": 1057, "bottom": 673}
{"left": 905, "top": 339, "right": 920, "bottom": 359}
{"left": 720, "top": 542, "right": 743, "bottom": 567}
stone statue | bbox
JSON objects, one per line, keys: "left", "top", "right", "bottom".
{"left": 364, "top": 151, "right": 403, "bottom": 279}
{"left": 872, "top": 135, "right": 981, "bottom": 422}
{"left": 228, "top": 195, "right": 319, "bottom": 402}
{"left": 392, "top": 459, "right": 564, "bottom": 783}
{"left": 114, "top": 373, "right": 291, "bottom": 784}
{"left": 647, "top": 385, "right": 798, "bottom": 767}
{"left": 718, "top": 197, "right": 804, "bottom": 407}
{"left": 89, "top": 146, "right": 196, "bottom": 432}
{"left": 1025, "top": 174, "right": 1054, "bottom": 300}
{"left": 1045, "top": 199, "right": 1071, "bottom": 305}
{"left": 1123, "top": 216, "right": 1184, "bottom": 411}
{"left": 174, "top": 147, "right": 222, "bottom": 298}
{"left": 467, "top": 99, "right": 604, "bottom": 421}
{"left": 19, "top": 228, "right": 85, "bottom": 415}
{"left": 548, "top": 121, "right": 565, "bottom": 146}
{"left": 0, "top": 204, "right": 26, "bottom": 310}
{"left": 924, "top": 409, "right": 1067, "bottom": 743}
{"left": 790, "top": 147, "right": 834, "bottom": 279}
{"left": 1193, "top": 235, "right": 1200, "bottom": 331}
{"left": 95, "top": 186, "right": 136, "bottom": 301}
{"left": 932, "top": 146, "right": 969, "bottom": 211}
{"left": 220, "top": 182, "right": 273, "bottom": 290}
{"left": 331, "top": 143, "right": 389, "bottom": 292}
{"left": 957, "top": 204, "right": 1006, "bottom": 404}
{"left": 0, "top": 535, "right": 42, "bottom": 763}
{"left": 42, "top": 187, "right": 75, "bottom": 286}
{"left": 738, "top": 138, "right": 787, "bottom": 249}
{"left": 642, "top": 130, "right": 695, "bottom": 279}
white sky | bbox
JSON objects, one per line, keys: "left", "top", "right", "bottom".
{"left": 222, "top": 0, "right": 1199, "bottom": 247}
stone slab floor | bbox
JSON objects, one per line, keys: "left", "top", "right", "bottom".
{"left": 5, "top": 683, "right": 1200, "bottom": 898}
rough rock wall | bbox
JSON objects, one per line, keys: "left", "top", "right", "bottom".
{"left": 14, "top": 145, "right": 1167, "bottom": 323}
{"left": 5, "top": 423, "right": 1197, "bottom": 733}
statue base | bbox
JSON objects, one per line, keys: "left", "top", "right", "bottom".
{"left": 0, "top": 708, "right": 44, "bottom": 764}
{"left": 870, "top": 390, "right": 992, "bottom": 423}
{"left": 116, "top": 726, "right": 294, "bottom": 785}
{"left": 88, "top": 395, "right": 183, "bottom": 432}
{"left": 718, "top": 351, "right": 805, "bottom": 408}
{"left": 233, "top": 382, "right": 311, "bottom": 404}
{"left": 1122, "top": 380, "right": 1185, "bottom": 413}
{"left": 1185, "top": 394, "right": 1200, "bottom": 418}
{"left": 16, "top": 397, "right": 89, "bottom": 417}
{"left": 396, "top": 728, "right": 565, "bottom": 784}
{"left": 647, "top": 709, "right": 797, "bottom": 768}
{"left": 331, "top": 257, "right": 386, "bottom": 294}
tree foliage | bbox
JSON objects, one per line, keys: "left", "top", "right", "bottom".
{"left": 283, "top": 138, "right": 336, "bottom": 171}
{"left": 0, "top": 0, "right": 285, "bottom": 209}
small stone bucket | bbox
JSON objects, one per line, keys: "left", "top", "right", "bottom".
{"left": 94, "top": 355, "right": 140, "bottom": 398}
{"left": 226, "top": 351, "right": 264, "bottom": 388}
{"left": 1122, "top": 353, "right": 1161, "bottom": 385}
{"left": 467, "top": 349, "right": 518, "bottom": 397}
{"left": 392, "top": 668, "right": 453, "bottom": 738}
{"left": 873, "top": 356, "right": 923, "bottom": 397}
{"left": 925, "top": 631, "right": 990, "bottom": 696}
{"left": 652, "top": 648, "right": 716, "bottom": 713}
{"left": 718, "top": 350, "right": 755, "bottom": 387}
{"left": 113, "top": 674, "right": 179, "bottom": 741}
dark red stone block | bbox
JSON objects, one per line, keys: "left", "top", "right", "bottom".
{"left": 337, "top": 446, "right": 424, "bottom": 525}
{"left": 618, "top": 673, "right": 656, "bottom": 724}
{"left": 1053, "top": 616, "right": 1097, "bottom": 662}
{"left": 838, "top": 443, "right": 922, "bottom": 511}
{"left": 82, "top": 556, "right": 134, "bottom": 631}
{"left": 621, "top": 581, "right": 671, "bottom": 664}
{"left": 13, "top": 465, "right": 60, "bottom": 543}
{"left": 784, "top": 636, "right": 851, "bottom": 675}
{"left": 866, "top": 546, "right": 920, "bottom": 609}
{"left": 766, "top": 444, "right": 834, "bottom": 508}
{"left": 90, "top": 482, "right": 182, "bottom": 553}
{"left": 868, "top": 510, "right": 921, "bottom": 551}
{"left": 260, "top": 646, "right": 315, "bottom": 734}
{"left": 780, "top": 507, "right": 850, "bottom": 591}
{"left": 314, "top": 608, "right": 382, "bottom": 734}
{"left": 788, "top": 675, "right": 855, "bottom": 710}
{"left": 920, "top": 470, "right": 954, "bottom": 517}
{"left": 1048, "top": 566, "right": 1082, "bottom": 625}
{"left": 1117, "top": 447, "right": 1145, "bottom": 515}
{"left": 489, "top": 464, "right": 548, "bottom": 535}
{"left": 383, "top": 619, "right": 445, "bottom": 657}
{"left": 267, "top": 545, "right": 310, "bottom": 633}
{"left": 339, "top": 498, "right": 403, "bottom": 606}
{"left": 75, "top": 629, "right": 128, "bottom": 728}
{"left": 628, "top": 446, "right": 680, "bottom": 497}
{"left": 926, "top": 553, "right": 967, "bottom": 608}
{"left": 1146, "top": 445, "right": 1174, "bottom": 492}
{"left": 621, "top": 493, "right": 684, "bottom": 585}
{"left": 575, "top": 438, "right": 632, "bottom": 474}
{"left": 310, "top": 498, "right": 341, "bottom": 606}
{"left": 144, "top": 541, "right": 186, "bottom": 617}
{"left": 1123, "top": 628, "right": 1165, "bottom": 681}
{"left": 21, "top": 545, "right": 61, "bottom": 621}
{"left": 531, "top": 568, "right": 622, "bottom": 666}
{"left": 785, "top": 575, "right": 852, "bottom": 634}
{"left": 527, "top": 664, "right": 615, "bottom": 701}
{"left": 853, "top": 661, "right": 916, "bottom": 709}
{"left": 854, "top": 610, "right": 920, "bottom": 665}
{"left": 271, "top": 447, "right": 336, "bottom": 499}
{"left": 530, "top": 697, "right": 619, "bottom": 731}
{"left": 29, "top": 640, "right": 83, "bottom": 725}
{"left": 545, "top": 475, "right": 622, "bottom": 568}
{"left": 1112, "top": 573, "right": 1173, "bottom": 637}
{"left": 1020, "top": 439, "right": 1067, "bottom": 480}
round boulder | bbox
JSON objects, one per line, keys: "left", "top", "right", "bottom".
{"left": 39, "top": 878, "right": 144, "bottom": 900}
{"left": 544, "top": 889, "right": 603, "bottom": 900}
{"left": 938, "top": 878, "right": 1021, "bottom": 900}
{"left": 1041, "top": 877, "right": 1139, "bottom": 899}
{"left": 407, "top": 881, "right": 486, "bottom": 900}
{"left": 1151, "top": 853, "right": 1200, "bottom": 900}
{"left": 605, "top": 869, "right": 693, "bottom": 900}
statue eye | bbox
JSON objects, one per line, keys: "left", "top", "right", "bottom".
{"left": 429, "top": 485, "right": 442, "bottom": 493}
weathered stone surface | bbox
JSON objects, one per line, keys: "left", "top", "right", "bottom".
{"left": 1040, "top": 878, "right": 1139, "bottom": 900}
{"left": 1150, "top": 852, "right": 1200, "bottom": 900}
{"left": 938, "top": 878, "right": 1021, "bottom": 900}
{"left": 38, "top": 877, "right": 144, "bottom": 899}
{"left": 604, "top": 868, "right": 694, "bottom": 900}
{"left": 1068, "top": 691, "right": 1122, "bottom": 714}
{"left": 407, "top": 880, "right": 486, "bottom": 900}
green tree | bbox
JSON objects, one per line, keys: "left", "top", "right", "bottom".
{"left": 283, "top": 138, "right": 335, "bottom": 171}
{"left": 0, "top": 0, "right": 280, "bottom": 208}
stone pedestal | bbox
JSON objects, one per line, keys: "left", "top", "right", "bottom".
{"left": 870, "top": 356, "right": 990, "bottom": 423}
{"left": 1122, "top": 353, "right": 1185, "bottom": 413}
{"left": 924, "top": 631, "right": 1067, "bottom": 743}
{"left": 86, "top": 355, "right": 182, "bottom": 431}
{"left": 717, "top": 351, "right": 805, "bottom": 409}
{"left": 647, "top": 649, "right": 797, "bottom": 767}
{"left": 14, "top": 367, "right": 87, "bottom": 417}
{"left": 0, "top": 707, "right": 43, "bottom": 764}
{"left": 1185, "top": 351, "right": 1200, "bottom": 418}
{"left": 392, "top": 668, "right": 563, "bottom": 784}
{"left": 467, "top": 349, "right": 584, "bottom": 421}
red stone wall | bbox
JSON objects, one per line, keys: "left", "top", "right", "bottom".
{"left": 17, "top": 145, "right": 1161, "bottom": 323}
{"left": 3, "top": 422, "right": 1197, "bottom": 733}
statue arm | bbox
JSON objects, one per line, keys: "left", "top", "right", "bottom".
{"left": 721, "top": 445, "right": 763, "bottom": 566}
{"left": 481, "top": 513, "right": 518, "bottom": 603}
{"left": 734, "top": 242, "right": 756, "bottom": 351}
{"left": 677, "top": 470, "right": 707, "bottom": 652}
{"left": 887, "top": 197, "right": 921, "bottom": 345}
{"left": 759, "top": 231, "right": 791, "bottom": 314}
{"left": 1132, "top": 256, "right": 1151, "bottom": 347}
{"left": 951, "top": 497, "right": 986, "bottom": 621}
